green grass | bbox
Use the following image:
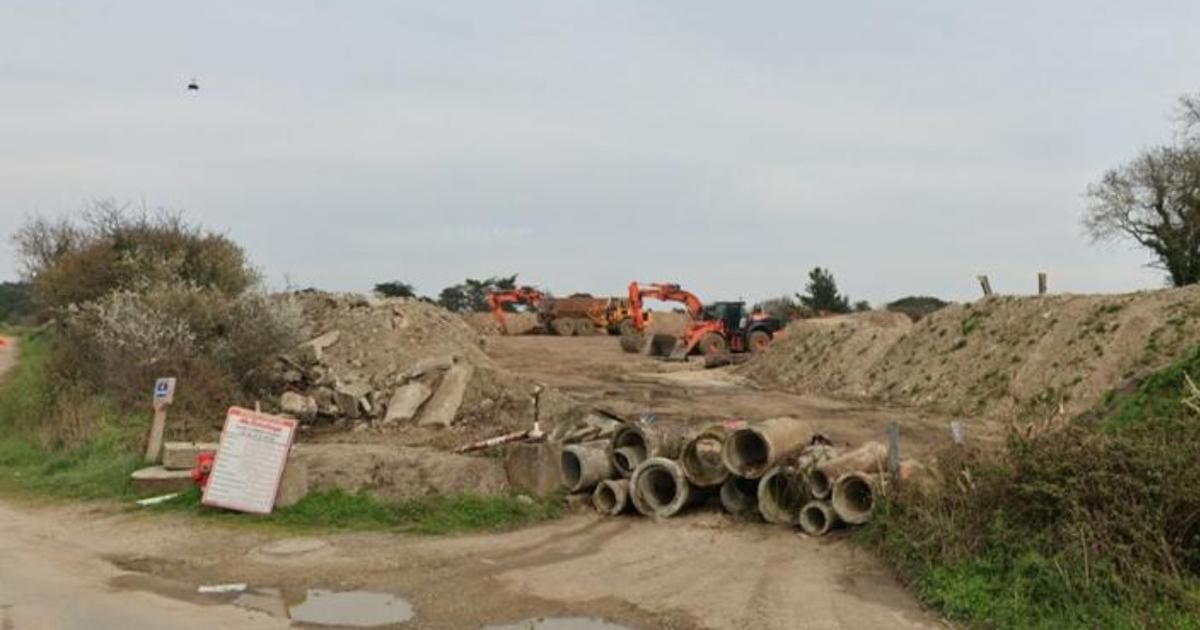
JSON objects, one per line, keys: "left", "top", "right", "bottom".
{"left": 153, "top": 487, "right": 563, "bottom": 535}
{"left": 0, "top": 331, "right": 145, "bottom": 499}
{"left": 0, "top": 331, "right": 564, "bottom": 534}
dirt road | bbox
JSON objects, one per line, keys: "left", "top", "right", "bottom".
{"left": 0, "top": 500, "right": 937, "bottom": 629}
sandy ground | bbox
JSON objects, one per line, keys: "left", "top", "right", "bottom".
{"left": 0, "top": 333, "right": 953, "bottom": 629}
{"left": 485, "top": 335, "right": 983, "bottom": 455}
{"left": 0, "top": 501, "right": 939, "bottom": 629}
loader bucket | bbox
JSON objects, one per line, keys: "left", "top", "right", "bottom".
{"left": 665, "top": 339, "right": 695, "bottom": 362}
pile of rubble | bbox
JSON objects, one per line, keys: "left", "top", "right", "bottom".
{"left": 270, "top": 292, "right": 578, "bottom": 441}
{"left": 555, "top": 416, "right": 920, "bottom": 536}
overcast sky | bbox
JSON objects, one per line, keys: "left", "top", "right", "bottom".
{"left": 2, "top": 2, "right": 1198, "bottom": 305}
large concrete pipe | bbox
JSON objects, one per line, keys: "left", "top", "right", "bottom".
{"left": 632, "top": 457, "right": 708, "bottom": 519}
{"left": 628, "top": 458, "right": 654, "bottom": 516}
{"left": 832, "top": 472, "right": 880, "bottom": 525}
{"left": 799, "top": 501, "right": 838, "bottom": 536}
{"left": 681, "top": 422, "right": 745, "bottom": 487}
{"left": 722, "top": 417, "right": 812, "bottom": 479}
{"left": 808, "top": 442, "right": 886, "bottom": 500}
{"left": 561, "top": 441, "right": 616, "bottom": 493}
{"left": 593, "top": 479, "right": 632, "bottom": 516}
{"left": 757, "top": 465, "right": 808, "bottom": 525}
{"left": 608, "top": 420, "right": 689, "bottom": 478}
{"left": 720, "top": 476, "right": 760, "bottom": 517}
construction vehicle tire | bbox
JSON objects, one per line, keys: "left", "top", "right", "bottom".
{"left": 575, "top": 319, "right": 597, "bottom": 336}
{"left": 748, "top": 330, "right": 772, "bottom": 354}
{"left": 551, "top": 318, "right": 576, "bottom": 336}
{"left": 697, "top": 333, "right": 728, "bottom": 357}
{"left": 617, "top": 318, "right": 638, "bottom": 337}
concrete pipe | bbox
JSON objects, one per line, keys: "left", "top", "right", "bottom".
{"left": 608, "top": 421, "right": 689, "bottom": 478}
{"left": 722, "top": 417, "right": 812, "bottom": 479}
{"left": 627, "top": 458, "right": 654, "bottom": 517}
{"left": 832, "top": 472, "right": 880, "bottom": 525}
{"left": 757, "top": 465, "right": 808, "bottom": 525}
{"left": 808, "top": 442, "right": 886, "bottom": 500}
{"left": 592, "top": 479, "right": 632, "bottom": 516}
{"left": 798, "top": 501, "right": 839, "bottom": 537}
{"left": 681, "top": 423, "right": 744, "bottom": 487}
{"left": 632, "top": 457, "right": 708, "bottom": 519}
{"left": 720, "top": 476, "right": 760, "bottom": 516}
{"left": 561, "top": 441, "right": 616, "bottom": 493}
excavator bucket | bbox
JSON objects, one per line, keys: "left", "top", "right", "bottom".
{"left": 644, "top": 334, "right": 683, "bottom": 358}
{"left": 665, "top": 339, "right": 695, "bottom": 361}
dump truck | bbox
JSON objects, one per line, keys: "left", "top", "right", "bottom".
{"left": 487, "top": 289, "right": 644, "bottom": 336}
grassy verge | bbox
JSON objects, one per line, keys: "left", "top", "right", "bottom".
{"left": 0, "top": 331, "right": 562, "bottom": 534}
{"left": 152, "top": 487, "right": 562, "bottom": 535}
{"left": 864, "top": 346, "right": 1200, "bottom": 629}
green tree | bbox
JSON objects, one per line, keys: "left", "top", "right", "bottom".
{"left": 0, "top": 281, "right": 34, "bottom": 323}
{"left": 853, "top": 300, "right": 871, "bottom": 312}
{"left": 797, "top": 267, "right": 851, "bottom": 314}
{"left": 1084, "top": 93, "right": 1200, "bottom": 286}
{"left": 436, "top": 274, "right": 519, "bottom": 312}
{"left": 373, "top": 281, "right": 416, "bottom": 298}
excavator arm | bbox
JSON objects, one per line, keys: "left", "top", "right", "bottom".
{"left": 626, "top": 281, "right": 704, "bottom": 332}
{"left": 486, "top": 288, "right": 545, "bottom": 335}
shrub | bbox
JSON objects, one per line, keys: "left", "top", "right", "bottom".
{"left": 866, "top": 348, "right": 1200, "bottom": 627}
{"left": 14, "top": 200, "right": 254, "bottom": 313}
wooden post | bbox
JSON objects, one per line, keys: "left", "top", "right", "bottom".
{"left": 144, "top": 377, "right": 177, "bottom": 464}
{"left": 886, "top": 420, "right": 900, "bottom": 477}
{"left": 977, "top": 275, "right": 993, "bottom": 297}
{"left": 144, "top": 404, "right": 168, "bottom": 463}
{"left": 1037, "top": 272, "right": 1047, "bottom": 296}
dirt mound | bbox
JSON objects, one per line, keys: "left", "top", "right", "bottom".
{"left": 744, "top": 287, "right": 1200, "bottom": 419}
{"left": 271, "top": 293, "right": 581, "bottom": 445}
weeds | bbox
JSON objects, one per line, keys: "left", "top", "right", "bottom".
{"left": 866, "top": 346, "right": 1200, "bottom": 628}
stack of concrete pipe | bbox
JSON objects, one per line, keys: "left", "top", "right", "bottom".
{"left": 560, "top": 417, "right": 899, "bottom": 534}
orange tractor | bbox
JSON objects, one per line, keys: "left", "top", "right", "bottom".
{"left": 487, "top": 288, "right": 642, "bottom": 336}
{"left": 626, "top": 281, "right": 784, "bottom": 360}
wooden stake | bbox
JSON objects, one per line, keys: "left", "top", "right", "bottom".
{"left": 886, "top": 421, "right": 900, "bottom": 477}
{"left": 1038, "top": 272, "right": 1048, "bottom": 296}
{"left": 977, "top": 275, "right": 993, "bottom": 297}
{"left": 144, "top": 404, "right": 168, "bottom": 464}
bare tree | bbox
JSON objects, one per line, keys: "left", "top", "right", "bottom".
{"left": 1084, "top": 93, "right": 1200, "bottom": 287}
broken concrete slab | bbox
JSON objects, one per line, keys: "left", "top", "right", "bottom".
{"left": 131, "top": 466, "right": 195, "bottom": 494}
{"left": 334, "top": 382, "right": 373, "bottom": 419}
{"left": 405, "top": 354, "right": 458, "bottom": 379}
{"left": 303, "top": 330, "right": 341, "bottom": 361}
{"left": 161, "top": 442, "right": 218, "bottom": 471}
{"left": 384, "top": 382, "right": 433, "bottom": 424}
{"left": 417, "top": 364, "right": 473, "bottom": 427}
{"left": 280, "top": 392, "right": 318, "bottom": 421}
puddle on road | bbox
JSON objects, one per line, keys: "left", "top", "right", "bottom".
{"left": 288, "top": 589, "right": 414, "bottom": 627}
{"left": 484, "top": 618, "right": 633, "bottom": 630}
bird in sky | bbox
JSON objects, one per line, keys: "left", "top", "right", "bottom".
{"left": 187, "top": 78, "right": 199, "bottom": 91}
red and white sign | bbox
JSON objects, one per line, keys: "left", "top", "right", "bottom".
{"left": 201, "top": 407, "right": 298, "bottom": 515}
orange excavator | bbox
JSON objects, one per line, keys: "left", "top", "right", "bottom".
{"left": 627, "top": 281, "right": 784, "bottom": 360}
{"left": 486, "top": 287, "right": 546, "bottom": 335}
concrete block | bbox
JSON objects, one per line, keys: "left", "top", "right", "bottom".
{"left": 274, "top": 458, "right": 309, "bottom": 509}
{"left": 418, "top": 364, "right": 473, "bottom": 427}
{"left": 503, "top": 442, "right": 563, "bottom": 497}
{"left": 384, "top": 382, "right": 432, "bottom": 424}
{"left": 131, "top": 466, "right": 195, "bottom": 494}
{"left": 161, "top": 442, "right": 218, "bottom": 471}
